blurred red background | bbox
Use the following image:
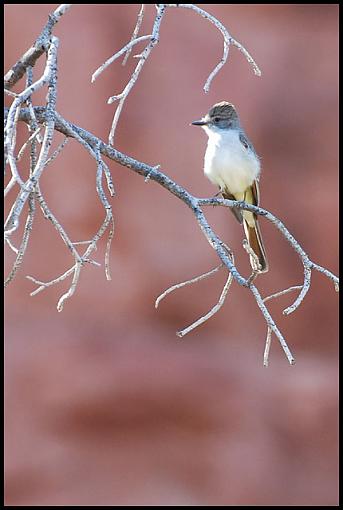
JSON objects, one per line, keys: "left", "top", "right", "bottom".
{"left": 4, "top": 4, "right": 338, "bottom": 506}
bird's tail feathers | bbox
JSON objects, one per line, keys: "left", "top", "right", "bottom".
{"left": 243, "top": 218, "right": 268, "bottom": 273}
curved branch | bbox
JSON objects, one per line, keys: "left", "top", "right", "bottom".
{"left": 167, "top": 4, "right": 262, "bottom": 92}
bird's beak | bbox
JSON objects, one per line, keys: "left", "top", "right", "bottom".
{"left": 191, "top": 119, "right": 207, "bottom": 126}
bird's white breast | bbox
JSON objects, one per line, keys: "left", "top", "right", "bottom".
{"left": 203, "top": 128, "right": 260, "bottom": 196}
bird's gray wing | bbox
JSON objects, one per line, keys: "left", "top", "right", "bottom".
{"left": 221, "top": 189, "right": 243, "bottom": 224}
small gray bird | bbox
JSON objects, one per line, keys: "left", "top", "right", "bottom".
{"left": 192, "top": 101, "right": 268, "bottom": 273}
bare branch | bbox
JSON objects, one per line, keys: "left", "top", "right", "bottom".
{"left": 263, "top": 285, "right": 303, "bottom": 304}
{"left": 44, "top": 137, "right": 68, "bottom": 167}
{"left": 27, "top": 269, "right": 75, "bottom": 297}
{"left": 283, "top": 266, "right": 311, "bottom": 316}
{"left": 5, "top": 237, "right": 19, "bottom": 254}
{"left": 122, "top": 4, "right": 146, "bottom": 66}
{"left": 249, "top": 284, "right": 295, "bottom": 365}
{"left": 167, "top": 4, "right": 261, "bottom": 92}
{"left": 4, "top": 36, "right": 59, "bottom": 235}
{"left": 35, "top": 184, "right": 82, "bottom": 261}
{"left": 100, "top": 159, "right": 116, "bottom": 197}
{"left": 310, "top": 262, "right": 339, "bottom": 291}
{"left": 263, "top": 327, "right": 272, "bottom": 367}
{"left": 107, "top": 5, "right": 166, "bottom": 145}
{"left": 5, "top": 106, "right": 24, "bottom": 192}
{"left": 4, "top": 193, "right": 35, "bottom": 287}
{"left": 155, "top": 264, "right": 224, "bottom": 309}
{"left": 26, "top": 204, "right": 114, "bottom": 310}
{"left": 4, "top": 4, "right": 71, "bottom": 90}
{"left": 57, "top": 261, "right": 82, "bottom": 312}
{"left": 4, "top": 89, "right": 19, "bottom": 98}
{"left": 156, "top": 241, "right": 235, "bottom": 337}
{"left": 16, "top": 127, "right": 42, "bottom": 162}
{"left": 198, "top": 197, "right": 339, "bottom": 298}
{"left": 177, "top": 270, "right": 233, "bottom": 337}
{"left": 91, "top": 34, "right": 152, "bottom": 83}
{"left": 4, "top": 68, "right": 38, "bottom": 286}
{"left": 4, "top": 176, "right": 17, "bottom": 197}
{"left": 95, "top": 3, "right": 262, "bottom": 144}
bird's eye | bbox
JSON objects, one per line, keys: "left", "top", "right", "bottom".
{"left": 214, "top": 117, "right": 220, "bottom": 123}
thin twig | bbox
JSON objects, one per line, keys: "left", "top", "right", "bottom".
{"left": 4, "top": 89, "right": 19, "bottom": 98}
{"left": 72, "top": 240, "right": 97, "bottom": 246}
{"left": 4, "top": 36, "right": 59, "bottom": 235}
{"left": 44, "top": 137, "right": 68, "bottom": 167}
{"left": 156, "top": 241, "right": 234, "bottom": 337}
{"left": 155, "top": 263, "right": 224, "bottom": 309}
{"left": 167, "top": 4, "right": 261, "bottom": 92}
{"left": 16, "top": 127, "right": 42, "bottom": 162}
{"left": 5, "top": 105, "right": 24, "bottom": 191}
{"left": 99, "top": 2, "right": 262, "bottom": 143}
{"left": 27, "top": 268, "right": 75, "bottom": 296}
{"left": 35, "top": 184, "right": 82, "bottom": 261}
{"left": 177, "top": 270, "right": 233, "bottom": 337}
{"left": 122, "top": 4, "right": 146, "bottom": 66}
{"left": 95, "top": 143, "right": 114, "bottom": 280}
{"left": 5, "top": 237, "right": 19, "bottom": 254}
{"left": 263, "top": 327, "right": 272, "bottom": 367}
{"left": 105, "top": 216, "right": 115, "bottom": 280}
{"left": 4, "top": 67, "right": 38, "bottom": 285}
{"left": 57, "top": 261, "right": 82, "bottom": 312}
{"left": 4, "top": 193, "right": 35, "bottom": 287}
{"left": 101, "top": 159, "right": 115, "bottom": 197}
{"left": 91, "top": 34, "right": 152, "bottom": 83}
{"left": 26, "top": 102, "right": 43, "bottom": 142}
{"left": 4, "top": 176, "right": 17, "bottom": 197}
{"left": 107, "top": 5, "right": 166, "bottom": 145}
{"left": 27, "top": 209, "right": 112, "bottom": 307}
{"left": 282, "top": 266, "right": 311, "bottom": 316}
{"left": 249, "top": 283, "right": 295, "bottom": 365}
{"left": 263, "top": 285, "right": 303, "bottom": 303}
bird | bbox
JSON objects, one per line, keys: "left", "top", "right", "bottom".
{"left": 191, "top": 101, "right": 268, "bottom": 273}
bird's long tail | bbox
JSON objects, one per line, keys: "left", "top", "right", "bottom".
{"left": 243, "top": 218, "right": 268, "bottom": 273}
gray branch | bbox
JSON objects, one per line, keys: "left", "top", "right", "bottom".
{"left": 4, "top": 4, "right": 71, "bottom": 90}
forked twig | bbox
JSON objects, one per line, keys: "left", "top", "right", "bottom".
{"left": 167, "top": 4, "right": 261, "bottom": 92}
{"left": 155, "top": 263, "right": 223, "bottom": 309}
{"left": 122, "top": 4, "right": 146, "bottom": 66}
{"left": 107, "top": 5, "right": 166, "bottom": 145}
{"left": 91, "top": 35, "right": 152, "bottom": 83}
{"left": 93, "top": 4, "right": 261, "bottom": 143}
{"left": 156, "top": 243, "right": 234, "bottom": 338}
{"left": 177, "top": 270, "right": 233, "bottom": 338}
